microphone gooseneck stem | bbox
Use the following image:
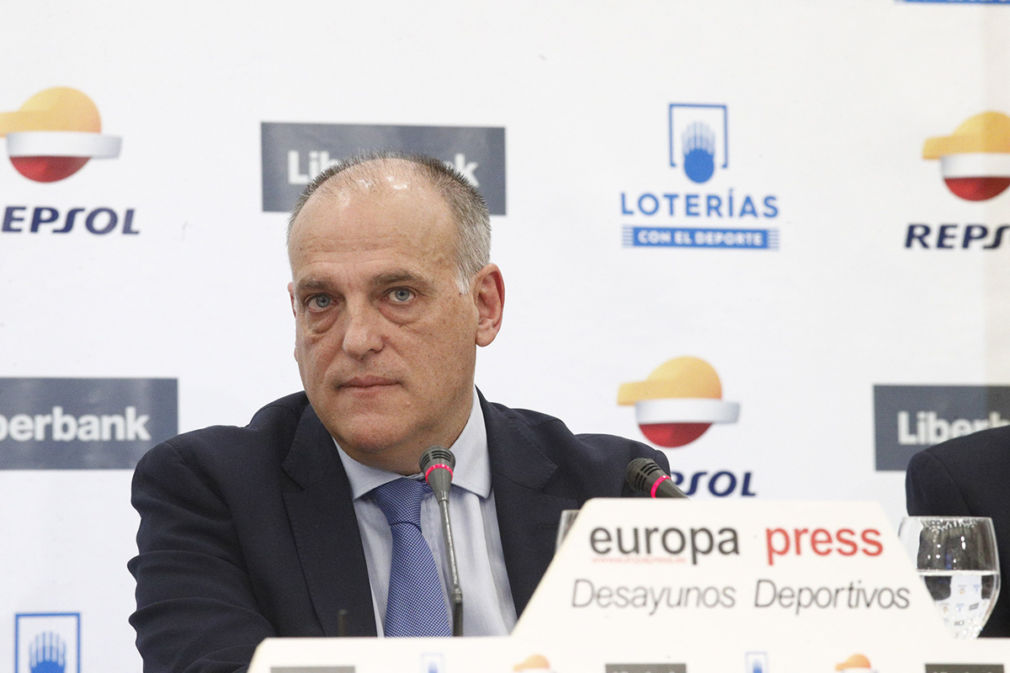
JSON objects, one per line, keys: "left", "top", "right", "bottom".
{"left": 435, "top": 490, "right": 464, "bottom": 636}
{"left": 420, "top": 446, "right": 464, "bottom": 636}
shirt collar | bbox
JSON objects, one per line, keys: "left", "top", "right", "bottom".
{"left": 335, "top": 389, "right": 491, "bottom": 501}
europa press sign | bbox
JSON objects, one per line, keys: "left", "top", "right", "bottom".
{"left": 513, "top": 500, "right": 947, "bottom": 645}
{"left": 0, "top": 378, "right": 177, "bottom": 469}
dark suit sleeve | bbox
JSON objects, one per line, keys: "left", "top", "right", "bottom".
{"left": 129, "top": 441, "right": 275, "bottom": 673}
{"left": 905, "top": 449, "right": 972, "bottom": 516}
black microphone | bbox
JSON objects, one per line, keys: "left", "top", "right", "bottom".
{"left": 626, "top": 457, "right": 689, "bottom": 499}
{"left": 419, "top": 446, "right": 463, "bottom": 636}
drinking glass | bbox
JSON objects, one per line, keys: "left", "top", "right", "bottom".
{"left": 897, "top": 516, "right": 1001, "bottom": 638}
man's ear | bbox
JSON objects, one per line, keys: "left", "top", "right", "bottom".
{"left": 288, "top": 282, "right": 297, "bottom": 317}
{"left": 473, "top": 264, "right": 505, "bottom": 347}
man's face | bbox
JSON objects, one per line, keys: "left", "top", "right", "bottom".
{"left": 287, "top": 166, "right": 502, "bottom": 474}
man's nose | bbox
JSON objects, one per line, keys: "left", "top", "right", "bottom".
{"left": 341, "top": 307, "right": 384, "bottom": 359}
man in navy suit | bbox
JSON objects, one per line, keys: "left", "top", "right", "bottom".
{"left": 129, "top": 152, "right": 668, "bottom": 672}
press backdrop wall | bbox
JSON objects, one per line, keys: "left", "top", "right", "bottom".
{"left": 2, "top": 1, "right": 1010, "bottom": 671}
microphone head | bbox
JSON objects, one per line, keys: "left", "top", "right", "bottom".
{"left": 625, "top": 457, "right": 687, "bottom": 498}
{"left": 626, "top": 457, "right": 664, "bottom": 494}
{"left": 419, "top": 446, "right": 455, "bottom": 498}
{"left": 419, "top": 446, "right": 455, "bottom": 473}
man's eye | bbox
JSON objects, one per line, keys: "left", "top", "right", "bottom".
{"left": 389, "top": 288, "right": 414, "bottom": 303}
{"left": 308, "top": 295, "right": 332, "bottom": 310}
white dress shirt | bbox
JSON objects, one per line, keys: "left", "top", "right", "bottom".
{"left": 335, "top": 390, "right": 518, "bottom": 636}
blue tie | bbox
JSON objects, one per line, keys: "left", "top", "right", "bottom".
{"left": 372, "top": 478, "right": 451, "bottom": 637}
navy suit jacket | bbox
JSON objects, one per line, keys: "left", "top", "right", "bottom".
{"left": 129, "top": 391, "right": 669, "bottom": 673}
{"left": 905, "top": 425, "right": 1010, "bottom": 638}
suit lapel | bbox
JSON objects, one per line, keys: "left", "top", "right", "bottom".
{"left": 483, "top": 396, "right": 578, "bottom": 616}
{"left": 280, "top": 406, "right": 377, "bottom": 636}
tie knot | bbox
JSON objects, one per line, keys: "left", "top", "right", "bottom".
{"left": 372, "top": 477, "right": 429, "bottom": 526}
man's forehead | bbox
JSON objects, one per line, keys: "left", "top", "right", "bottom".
{"left": 290, "top": 159, "right": 447, "bottom": 234}
{"left": 322, "top": 158, "right": 432, "bottom": 196}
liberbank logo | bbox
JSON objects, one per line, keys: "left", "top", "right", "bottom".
{"left": 620, "top": 103, "right": 780, "bottom": 250}
{"left": 618, "top": 357, "right": 752, "bottom": 497}
{"left": 873, "top": 384, "right": 1010, "bottom": 471}
{"left": 260, "top": 122, "right": 506, "bottom": 215}
{"left": 0, "top": 378, "right": 177, "bottom": 469}
{"left": 907, "top": 111, "right": 1010, "bottom": 249}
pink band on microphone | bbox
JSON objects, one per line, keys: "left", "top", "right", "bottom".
{"left": 650, "top": 475, "right": 671, "bottom": 499}
{"left": 425, "top": 463, "right": 453, "bottom": 482}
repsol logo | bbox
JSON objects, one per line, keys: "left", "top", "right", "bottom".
{"left": 671, "top": 470, "right": 756, "bottom": 497}
{"left": 590, "top": 525, "right": 740, "bottom": 565}
{"left": 2, "top": 205, "right": 138, "bottom": 234}
{"left": 905, "top": 223, "right": 1010, "bottom": 249}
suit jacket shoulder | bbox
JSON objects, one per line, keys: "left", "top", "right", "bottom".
{"left": 480, "top": 395, "right": 670, "bottom": 614}
{"left": 483, "top": 397, "right": 669, "bottom": 497}
{"left": 906, "top": 424, "right": 1010, "bottom": 516}
{"left": 130, "top": 392, "right": 372, "bottom": 673}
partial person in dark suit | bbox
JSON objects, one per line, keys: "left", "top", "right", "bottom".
{"left": 905, "top": 424, "right": 1010, "bottom": 637}
{"left": 129, "top": 152, "right": 669, "bottom": 673}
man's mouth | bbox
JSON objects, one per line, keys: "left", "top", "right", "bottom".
{"left": 339, "top": 376, "right": 398, "bottom": 389}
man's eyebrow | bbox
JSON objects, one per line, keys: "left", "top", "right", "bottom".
{"left": 292, "top": 274, "right": 339, "bottom": 293}
{"left": 293, "top": 278, "right": 332, "bottom": 293}
{"left": 372, "top": 270, "right": 427, "bottom": 287}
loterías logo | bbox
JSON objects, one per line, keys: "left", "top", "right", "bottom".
{"left": 619, "top": 103, "right": 780, "bottom": 251}
{"left": 15, "top": 613, "right": 80, "bottom": 673}
{"left": 0, "top": 87, "right": 121, "bottom": 183}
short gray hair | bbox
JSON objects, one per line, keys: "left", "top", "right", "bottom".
{"left": 288, "top": 151, "right": 491, "bottom": 291}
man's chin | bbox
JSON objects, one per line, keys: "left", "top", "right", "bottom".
{"left": 323, "top": 418, "right": 420, "bottom": 470}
